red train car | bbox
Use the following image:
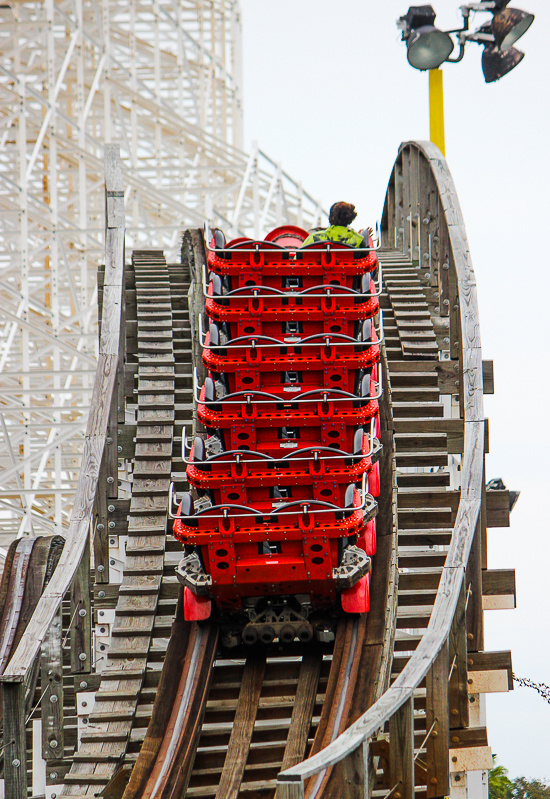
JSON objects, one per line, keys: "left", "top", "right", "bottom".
{"left": 173, "top": 225, "right": 383, "bottom": 647}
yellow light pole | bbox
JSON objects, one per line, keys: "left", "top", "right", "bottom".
{"left": 429, "top": 68, "right": 445, "bottom": 155}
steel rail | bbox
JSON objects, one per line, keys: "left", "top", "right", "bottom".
{"left": 276, "top": 140, "right": 484, "bottom": 795}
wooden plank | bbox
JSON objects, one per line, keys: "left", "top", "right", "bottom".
{"left": 389, "top": 698, "right": 414, "bottom": 799}
{"left": 3, "top": 681, "right": 27, "bottom": 799}
{"left": 481, "top": 569, "right": 515, "bottom": 597}
{"left": 425, "top": 643, "right": 449, "bottom": 799}
{"left": 482, "top": 361, "right": 494, "bottom": 394}
{"left": 485, "top": 490, "right": 510, "bottom": 528}
{"left": 449, "top": 727, "right": 488, "bottom": 749}
{"left": 41, "top": 609, "right": 64, "bottom": 760}
{"left": 106, "top": 389, "right": 119, "bottom": 500}
{"left": 468, "top": 650, "right": 512, "bottom": 673}
{"left": 279, "top": 651, "right": 322, "bottom": 771}
{"left": 215, "top": 654, "right": 266, "bottom": 799}
{"left": 71, "top": 536, "right": 92, "bottom": 674}
{"left": 94, "top": 455, "right": 110, "bottom": 585}
{"left": 466, "top": 496, "right": 485, "bottom": 653}
{"left": 448, "top": 581, "right": 468, "bottom": 730}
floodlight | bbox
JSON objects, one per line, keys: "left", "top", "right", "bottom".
{"left": 492, "top": 7, "right": 534, "bottom": 51}
{"left": 482, "top": 44, "right": 524, "bottom": 82}
{"left": 407, "top": 26, "right": 455, "bottom": 70}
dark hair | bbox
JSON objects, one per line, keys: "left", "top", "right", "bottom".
{"left": 329, "top": 202, "right": 357, "bottom": 227}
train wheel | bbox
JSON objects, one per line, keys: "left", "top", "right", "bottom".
{"left": 184, "top": 587, "right": 212, "bottom": 621}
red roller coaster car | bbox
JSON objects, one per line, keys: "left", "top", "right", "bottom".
{"left": 172, "top": 225, "right": 383, "bottom": 648}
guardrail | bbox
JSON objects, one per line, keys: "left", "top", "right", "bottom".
{"left": 276, "top": 140, "right": 485, "bottom": 799}
{"left": 0, "top": 144, "right": 125, "bottom": 799}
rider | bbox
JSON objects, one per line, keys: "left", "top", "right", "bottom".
{"left": 302, "top": 202, "right": 369, "bottom": 248}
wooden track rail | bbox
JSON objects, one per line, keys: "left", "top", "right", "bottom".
{"left": 275, "top": 140, "right": 497, "bottom": 799}
{"left": 0, "top": 141, "right": 513, "bottom": 799}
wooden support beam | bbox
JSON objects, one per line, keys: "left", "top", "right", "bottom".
{"left": 276, "top": 782, "right": 304, "bottom": 799}
{"left": 106, "top": 389, "right": 119, "bottom": 500}
{"left": 389, "top": 698, "right": 414, "bottom": 799}
{"left": 466, "top": 489, "right": 485, "bottom": 652}
{"left": 93, "top": 454, "right": 110, "bottom": 585}
{"left": 71, "top": 537, "right": 92, "bottom": 674}
{"left": 485, "top": 490, "right": 510, "bottom": 528}
{"left": 41, "top": 610, "right": 64, "bottom": 760}
{"left": 448, "top": 581, "right": 469, "bottom": 730}
{"left": 482, "top": 361, "right": 494, "bottom": 394}
{"left": 3, "top": 681, "right": 28, "bottom": 799}
{"left": 387, "top": 359, "right": 493, "bottom": 394}
{"left": 426, "top": 643, "right": 449, "bottom": 799}
{"left": 482, "top": 569, "right": 516, "bottom": 609}
{"left": 449, "top": 727, "right": 488, "bottom": 749}
{"left": 391, "top": 418, "right": 489, "bottom": 455}
{"left": 449, "top": 746, "right": 493, "bottom": 773}
{"left": 468, "top": 651, "right": 513, "bottom": 690}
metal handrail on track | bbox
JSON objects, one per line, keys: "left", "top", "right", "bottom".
{"left": 276, "top": 140, "right": 485, "bottom": 798}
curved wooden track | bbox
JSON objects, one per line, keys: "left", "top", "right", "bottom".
{"left": 0, "top": 142, "right": 513, "bottom": 799}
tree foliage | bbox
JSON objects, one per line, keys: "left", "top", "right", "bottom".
{"left": 489, "top": 760, "right": 550, "bottom": 799}
{"left": 489, "top": 763, "right": 513, "bottom": 799}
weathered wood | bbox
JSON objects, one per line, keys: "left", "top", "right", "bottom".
{"left": 482, "top": 361, "right": 494, "bottom": 394}
{"left": 215, "top": 654, "right": 266, "bottom": 799}
{"left": 41, "top": 609, "right": 64, "bottom": 760}
{"left": 466, "top": 502, "right": 484, "bottom": 653}
{"left": 448, "top": 580, "right": 468, "bottom": 730}
{"left": 277, "top": 141, "right": 485, "bottom": 789}
{"left": 3, "top": 681, "right": 27, "bottom": 799}
{"left": 71, "top": 535, "right": 92, "bottom": 674}
{"left": 279, "top": 651, "right": 322, "bottom": 772}
{"left": 106, "top": 389, "right": 120, "bottom": 500}
{"left": 482, "top": 569, "right": 515, "bottom": 598}
{"left": 468, "top": 650, "right": 512, "bottom": 673}
{"left": 94, "top": 454, "right": 110, "bottom": 585}
{"left": 449, "top": 726, "right": 488, "bottom": 749}
{"left": 425, "top": 643, "right": 449, "bottom": 799}
{"left": 389, "top": 698, "right": 414, "bottom": 799}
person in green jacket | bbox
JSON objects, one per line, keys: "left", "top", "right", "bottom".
{"left": 302, "top": 202, "right": 370, "bottom": 247}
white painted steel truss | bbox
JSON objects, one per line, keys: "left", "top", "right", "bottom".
{"left": 0, "top": 0, "right": 324, "bottom": 539}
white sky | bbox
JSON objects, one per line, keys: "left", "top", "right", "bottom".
{"left": 240, "top": 0, "right": 550, "bottom": 780}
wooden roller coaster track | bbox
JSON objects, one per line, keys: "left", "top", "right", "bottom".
{"left": 0, "top": 141, "right": 514, "bottom": 799}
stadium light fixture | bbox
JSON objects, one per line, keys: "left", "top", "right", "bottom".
{"left": 482, "top": 44, "right": 524, "bottom": 82}
{"left": 492, "top": 7, "right": 534, "bottom": 51}
{"left": 399, "top": 6, "right": 455, "bottom": 70}
{"left": 397, "top": 3, "right": 535, "bottom": 82}
{"left": 397, "top": 3, "right": 534, "bottom": 153}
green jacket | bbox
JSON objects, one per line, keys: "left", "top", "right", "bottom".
{"left": 302, "top": 225, "right": 364, "bottom": 248}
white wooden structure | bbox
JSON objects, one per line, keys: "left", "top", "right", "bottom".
{"left": 0, "top": 0, "right": 324, "bottom": 540}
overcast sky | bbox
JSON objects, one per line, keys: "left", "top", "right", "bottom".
{"left": 240, "top": 0, "right": 550, "bottom": 779}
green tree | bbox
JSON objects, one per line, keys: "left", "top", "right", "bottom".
{"left": 489, "top": 762, "right": 513, "bottom": 799}
{"left": 511, "top": 777, "right": 550, "bottom": 799}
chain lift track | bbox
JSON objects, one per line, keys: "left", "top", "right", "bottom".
{"left": 0, "top": 143, "right": 514, "bottom": 799}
